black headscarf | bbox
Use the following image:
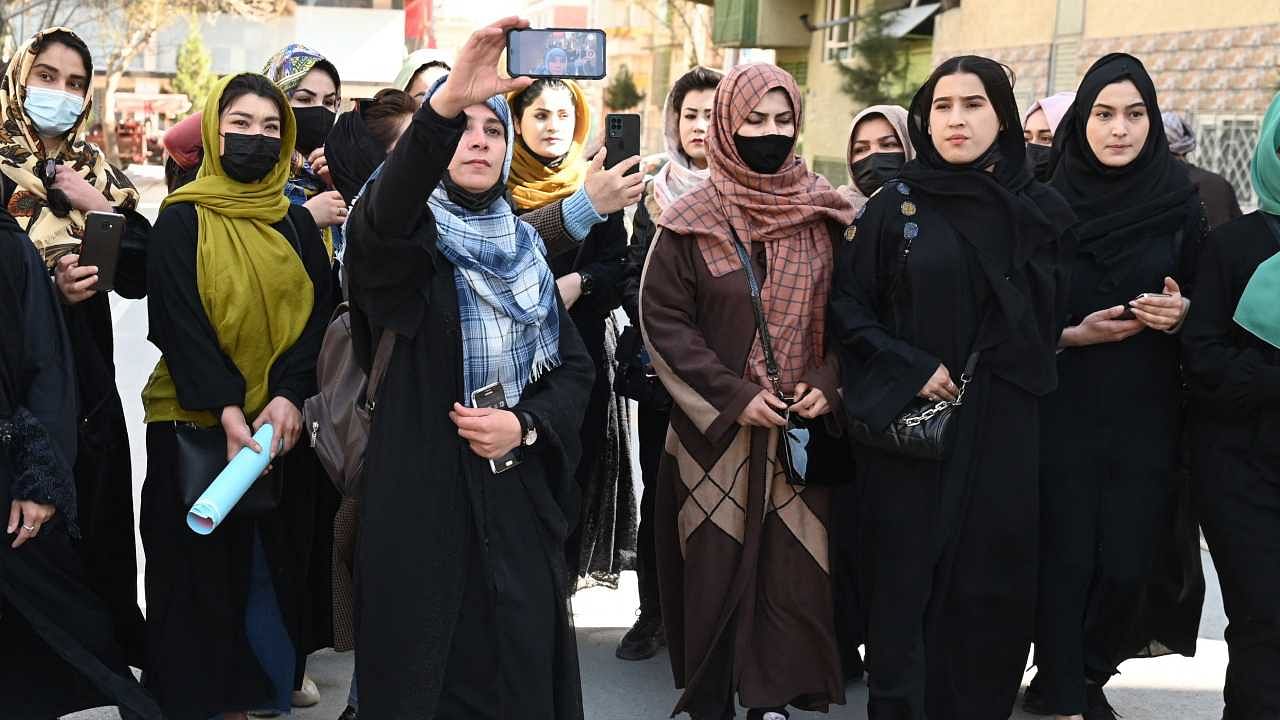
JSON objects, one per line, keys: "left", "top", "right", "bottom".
{"left": 897, "top": 55, "right": 1077, "bottom": 396}
{"left": 325, "top": 99, "right": 387, "bottom": 205}
{"left": 1049, "top": 53, "right": 1195, "bottom": 245}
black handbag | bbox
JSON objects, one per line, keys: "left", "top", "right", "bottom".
{"left": 848, "top": 352, "right": 978, "bottom": 461}
{"left": 613, "top": 325, "right": 672, "bottom": 410}
{"left": 175, "top": 423, "right": 283, "bottom": 518}
{"left": 730, "top": 233, "right": 812, "bottom": 486}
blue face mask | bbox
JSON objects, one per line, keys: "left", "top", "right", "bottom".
{"left": 24, "top": 86, "right": 85, "bottom": 137}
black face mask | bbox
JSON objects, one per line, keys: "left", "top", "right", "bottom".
{"left": 442, "top": 172, "right": 507, "bottom": 212}
{"left": 1025, "top": 142, "right": 1053, "bottom": 181}
{"left": 733, "top": 133, "right": 794, "bottom": 174}
{"left": 221, "top": 132, "right": 282, "bottom": 184}
{"left": 850, "top": 151, "right": 906, "bottom": 196}
{"left": 293, "top": 106, "right": 336, "bottom": 156}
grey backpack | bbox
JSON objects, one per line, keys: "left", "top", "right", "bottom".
{"left": 303, "top": 303, "right": 395, "bottom": 497}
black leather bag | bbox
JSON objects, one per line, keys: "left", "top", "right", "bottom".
{"left": 730, "top": 233, "right": 813, "bottom": 486}
{"left": 613, "top": 325, "right": 672, "bottom": 410}
{"left": 848, "top": 352, "right": 978, "bottom": 461}
{"left": 175, "top": 423, "right": 283, "bottom": 518}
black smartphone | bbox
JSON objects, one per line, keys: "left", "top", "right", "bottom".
{"left": 78, "top": 211, "right": 126, "bottom": 292}
{"left": 506, "top": 28, "right": 607, "bottom": 80}
{"left": 604, "top": 113, "right": 641, "bottom": 176}
{"left": 1118, "top": 292, "right": 1171, "bottom": 320}
{"left": 470, "top": 382, "right": 522, "bottom": 474}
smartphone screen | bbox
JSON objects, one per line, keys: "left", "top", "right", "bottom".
{"left": 507, "top": 28, "right": 606, "bottom": 80}
{"left": 470, "top": 382, "right": 523, "bottom": 474}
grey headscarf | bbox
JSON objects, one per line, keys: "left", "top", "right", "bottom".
{"left": 1162, "top": 111, "right": 1197, "bottom": 156}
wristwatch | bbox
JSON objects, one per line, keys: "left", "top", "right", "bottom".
{"left": 515, "top": 410, "right": 539, "bottom": 447}
{"left": 578, "top": 271, "right": 595, "bottom": 296}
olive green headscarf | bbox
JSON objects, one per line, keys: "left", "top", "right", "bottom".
{"left": 1235, "top": 92, "right": 1280, "bottom": 349}
{"left": 142, "top": 73, "right": 314, "bottom": 425}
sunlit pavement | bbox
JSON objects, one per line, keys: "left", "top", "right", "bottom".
{"left": 67, "top": 170, "right": 1230, "bottom": 719}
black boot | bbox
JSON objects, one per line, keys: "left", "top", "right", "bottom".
{"left": 338, "top": 707, "right": 358, "bottom": 720}
{"left": 616, "top": 611, "right": 665, "bottom": 660}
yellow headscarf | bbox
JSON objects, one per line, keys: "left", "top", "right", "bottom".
{"left": 506, "top": 79, "right": 591, "bottom": 211}
{"left": 0, "top": 27, "right": 139, "bottom": 267}
{"left": 142, "top": 74, "right": 315, "bottom": 427}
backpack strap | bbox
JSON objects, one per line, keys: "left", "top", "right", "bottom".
{"left": 365, "top": 330, "right": 396, "bottom": 411}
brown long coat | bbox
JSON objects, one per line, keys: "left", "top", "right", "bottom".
{"left": 640, "top": 225, "right": 847, "bottom": 717}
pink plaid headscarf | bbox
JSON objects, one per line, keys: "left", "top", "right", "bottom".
{"left": 659, "top": 63, "right": 854, "bottom": 389}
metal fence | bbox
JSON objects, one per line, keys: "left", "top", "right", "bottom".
{"left": 1187, "top": 113, "right": 1262, "bottom": 212}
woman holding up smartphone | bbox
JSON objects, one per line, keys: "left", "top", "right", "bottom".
{"left": 1031, "top": 54, "right": 1206, "bottom": 720}
{"left": 343, "top": 18, "right": 594, "bottom": 718}
{"left": 641, "top": 62, "right": 854, "bottom": 720}
{"left": 140, "top": 72, "right": 334, "bottom": 719}
{"left": 507, "top": 76, "right": 643, "bottom": 584}
{"left": 0, "top": 26, "right": 149, "bottom": 669}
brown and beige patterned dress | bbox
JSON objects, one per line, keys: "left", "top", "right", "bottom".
{"left": 640, "top": 226, "right": 846, "bottom": 718}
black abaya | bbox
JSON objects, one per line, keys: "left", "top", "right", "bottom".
{"left": 0, "top": 220, "right": 162, "bottom": 720}
{"left": 832, "top": 182, "right": 1071, "bottom": 719}
{"left": 1183, "top": 212, "right": 1280, "bottom": 718}
{"left": 0, "top": 176, "right": 149, "bottom": 666}
{"left": 1037, "top": 53, "right": 1207, "bottom": 715}
{"left": 831, "top": 56, "right": 1076, "bottom": 719}
{"left": 345, "top": 101, "right": 595, "bottom": 720}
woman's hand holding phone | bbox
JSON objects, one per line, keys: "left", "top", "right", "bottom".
{"left": 1060, "top": 306, "right": 1145, "bottom": 348}
{"left": 430, "top": 16, "right": 534, "bottom": 119}
{"left": 1128, "top": 277, "right": 1189, "bottom": 332}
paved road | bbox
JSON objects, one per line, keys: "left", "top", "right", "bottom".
{"left": 68, "top": 170, "right": 1231, "bottom": 719}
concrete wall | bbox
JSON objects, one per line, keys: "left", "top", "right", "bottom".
{"left": 931, "top": 0, "right": 1055, "bottom": 56}
{"left": 1083, "top": 0, "right": 1280, "bottom": 38}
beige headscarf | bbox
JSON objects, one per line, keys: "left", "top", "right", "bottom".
{"left": 837, "top": 104, "right": 913, "bottom": 212}
{"left": 0, "top": 27, "right": 139, "bottom": 267}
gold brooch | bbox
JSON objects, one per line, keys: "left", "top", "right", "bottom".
{"left": 844, "top": 225, "right": 857, "bottom": 241}
{"left": 901, "top": 201, "right": 917, "bottom": 217}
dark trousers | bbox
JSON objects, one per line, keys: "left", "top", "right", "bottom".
{"left": 636, "top": 402, "right": 668, "bottom": 618}
{"left": 1036, "top": 463, "right": 1171, "bottom": 714}
{"left": 1198, "top": 448, "right": 1280, "bottom": 719}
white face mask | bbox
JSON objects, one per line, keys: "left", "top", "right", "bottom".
{"left": 24, "top": 86, "right": 85, "bottom": 137}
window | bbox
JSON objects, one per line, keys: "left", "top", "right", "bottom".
{"left": 824, "top": 0, "right": 855, "bottom": 62}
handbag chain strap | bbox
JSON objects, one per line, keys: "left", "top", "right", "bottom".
{"left": 899, "top": 351, "right": 979, "bottom": 426}
{"left": 729, "top": 229, "right": 785, "bottom": 399}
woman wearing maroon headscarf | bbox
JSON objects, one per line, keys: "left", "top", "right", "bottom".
{"left": 639, "top": 63, "right": 854, "bottom": 720}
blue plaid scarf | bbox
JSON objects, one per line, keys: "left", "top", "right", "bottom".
{"left": 432, "top": 189, "right": 561, "bottom": 404}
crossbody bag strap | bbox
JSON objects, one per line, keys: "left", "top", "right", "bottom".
{"left": 365, "top": 330, "right": 396, "bottom": 410}
{"left": 728, "top": 229, "right": 784, "bottom": 398}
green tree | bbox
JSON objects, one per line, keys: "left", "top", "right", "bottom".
{"left": 605, "top": 64, "right": 645, "bottom": 111}
{"left": 836, "top": 8, "right": 915, "bottom": 110}
{"left": 172, "top": 24, "right": 218, "bottom": 115}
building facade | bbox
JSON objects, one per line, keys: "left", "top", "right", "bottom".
{"left": 931, "top": 0, "right": 1280, "bottom": 207}
{"left": 706, "top": 0, "right": 936, "bottom": 184}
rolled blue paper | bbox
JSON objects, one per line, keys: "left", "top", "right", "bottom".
{"left": 186, "top": 424, "right": 275, "bottom": 535}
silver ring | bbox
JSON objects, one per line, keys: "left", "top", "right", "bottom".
{"left": 21, "top": 524, "right": 35, "bottom": 532}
